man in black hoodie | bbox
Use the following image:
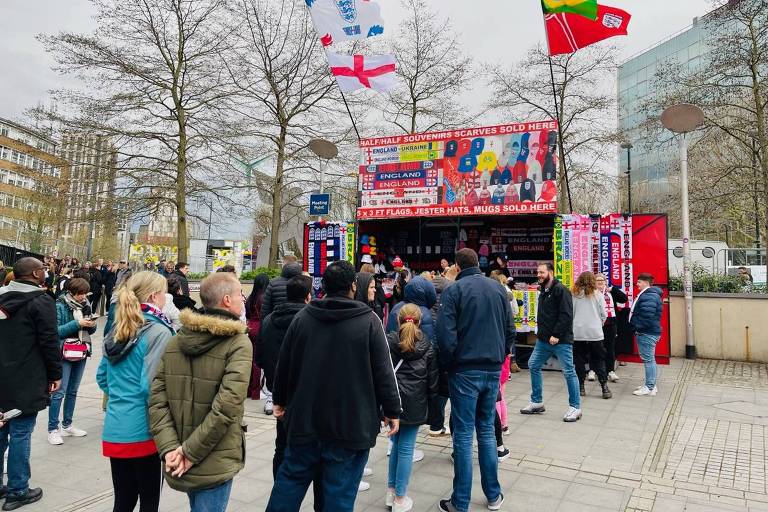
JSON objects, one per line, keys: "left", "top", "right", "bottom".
{"left": 0, "top": 258, "right": 62, "bottom": 510}
{"left": 266, "top": 261, "right": 401, "bottom": 512}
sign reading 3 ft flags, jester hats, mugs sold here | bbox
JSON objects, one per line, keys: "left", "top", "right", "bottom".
{"left": 356, "top": 122, "right": 560, "bottom": 220}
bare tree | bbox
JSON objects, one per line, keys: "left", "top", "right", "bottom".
{"left": 36, "top": 0, "right": 242, "bottom": 261}
{"left": 227, "top": 0, "right": 355, "bottom": 268}
{"left": 380, "top": 0, "right": 473, "bottom": 134}
{"left": 487, "top": 44, "right": 618, "bottom": 213}
{"left": 642, "top": 0, "right": 767, "bottom": 245}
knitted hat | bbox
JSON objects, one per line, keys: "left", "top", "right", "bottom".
{"left": 392, "top": 256, "right": 404, "bottom": 268}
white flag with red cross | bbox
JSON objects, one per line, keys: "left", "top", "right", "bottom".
{"left": 326, "top": 52, "right": 397, "bottom": 92}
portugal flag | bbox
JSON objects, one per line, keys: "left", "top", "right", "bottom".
{"left": 541, "top": 0, "right": 597, "bottom": 20}
{"left": 544, "top": 4, "right": 631, "bottom": 55}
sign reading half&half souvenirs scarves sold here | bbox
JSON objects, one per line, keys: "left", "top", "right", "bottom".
{"left": 356, "top": 122, "right": 559, "bottom": 219}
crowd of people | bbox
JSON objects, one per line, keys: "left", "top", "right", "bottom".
{"left": 0, "top": 248, "right": 663, "bottom": 512}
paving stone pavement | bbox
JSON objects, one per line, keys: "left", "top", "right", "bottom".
{"left": 3, "top": 322, "right": 768, "bottom": 511}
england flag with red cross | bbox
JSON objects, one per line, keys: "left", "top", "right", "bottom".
{"left": 326, "top": 52, "right": 397, "bottom": 92}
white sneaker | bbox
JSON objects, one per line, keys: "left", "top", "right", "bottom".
{"left": 363, "top": 467, "right": 373, "bottom": 477}
{"left": 587, "top": 370, "right": 596, "bottom": 381}
{"left": 358, "top": 481, "right": 370, "bottom": 492}
{"left": 608, "top": 371, "right": 619, "bottom": 382}
{"left": 392, "top": 496, "right": 414, "bottom": 512}
{"left": 519, "top": 402, "right": 545, "bottom": 415}
{"left": 412, "top": 449, "right": 424, "bottom": 462}
{"left": 563, "top": 407, "right": 582, "bottom": 422}
{"left": 633, "top": 386, "right": 658, "bottom": 396}
{"left": 47, "top": 430, "right": 64, "bottom": 445}
{"left": 61, "top": 426, "right": 87, "bottom": 437}
{"left": 386, "top": 489, "right": 395, "bottom": 507}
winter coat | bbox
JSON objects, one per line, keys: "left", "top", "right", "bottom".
{"left": 149, "top": 308, "right": 252, "bottom": 492}
{"left": 56, "top": 297, "right": 97, "bottom": 348}
{"left": 387, "top": 332, "right": 439, "bottom": 425}
{"left": 430, "top": 276, "right": 454, "bottom": 322}
{"left": 257, "top": 301, "right": 305, "bottom": 390}
{"left": 572, "top": 291, "right": 608, "bottom": 342}
{"left": 262, "top": 263, "right": 303, "bottom": 318}
{"left": 272, "top": 296, "right": 401, "bottom": 450}
{"left": 172, "top": 270, "right": 190, "bottom": 297}
{"left": 630, "top": 287, "right": 663, "bottom": 336}
{"left": 172, "top": 294, "right": 198, "bottom": 313}
{"left": 536, "top": 279, "right": 574, "bottom": 344}
{"left": 436, "top": 267, "right": 516, "bottom": 373}
{"left": 386, "top": 276, "right": 437, "bottom": 341}
{"left": 88, "top": 268, "right": 103, "bottom": 293}
{"left": 0, "top": 280, "right": 62, "bottom": 415}
{"left": 97, "top": 313, "right": 174, "bottom": 457}
{"left": 103, "top": 270, "right": 117, "bottom": 298}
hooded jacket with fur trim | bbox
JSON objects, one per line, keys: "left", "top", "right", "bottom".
{"left": 149, "top": 308, "right": 252, "bottom": 492}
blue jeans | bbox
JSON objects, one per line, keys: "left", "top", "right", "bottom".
{"left": 528, "top": 341, "right": 580, "bottom": 409}
{"left": 266, "top": 440, "right": 369, "bottom": 512}
{"left": 48, "top": 359, "right": 87, "bottom": 432}
{"left": 0, "top": 413, "right": 38, "bottom": 496}
{"left": 387, "top": 424, "right": 420, "bottom": 497}
{"left": 637, "top": 333, "right": 660, "bottom": 389}
{"left": 448, "top": 370, "right": 502, "bottom": 512}
{"left": 188, "top": 479, "right": 233, "bottom": 512}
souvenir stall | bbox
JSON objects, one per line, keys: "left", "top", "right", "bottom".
{"left": 354, "top": 122, "right": 670, "bottom": 364}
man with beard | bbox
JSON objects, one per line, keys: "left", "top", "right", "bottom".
{"left": 520, "top": 262, "right": 580, "bottom": 422}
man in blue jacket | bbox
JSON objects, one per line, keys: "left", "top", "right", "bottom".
{"left": 630, "top": 273, "right": 663, "bottom": 396}
{"left": 437, "top": 248, "right": 515, "bottom": 512}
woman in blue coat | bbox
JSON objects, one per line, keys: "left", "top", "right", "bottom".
{"left": 630, "top": 273, "right": 663, "bottom": 396}
{"left": 96, "top": 271, "right": 174, "bottom": 512}
{"left": 48, "top": 277, "right": 97, "bottom": 445}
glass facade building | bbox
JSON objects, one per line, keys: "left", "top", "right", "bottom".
{"left": 617, "top": 17, "right": 710, "bottom": 207}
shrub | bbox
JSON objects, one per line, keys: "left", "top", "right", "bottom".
{"left": 186, "top": 272, "right": 209, "bottom": 281}
{"left": 669, "top": 264, "right": 751, "bottom": 294}
{"left": 240, "top": 267, "right": 281, "bottom": 281}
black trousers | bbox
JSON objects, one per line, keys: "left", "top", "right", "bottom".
{"left": 574, "top": 340, "right": 607, "bottom": 385}
{"left": 274, "top": 420, "right": 325, "bottom": 511}
{"left": 602, "top": 320, "right": 618, "bottom": 373}
{"left": 109, "top": 454, "right": 161, "bottom": 512}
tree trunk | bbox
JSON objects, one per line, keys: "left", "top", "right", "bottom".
{"left": 268, "top": 129, "right": 287, "bottom": 268}
{"left": 176, "top": 114, "right": 189, "bottom": 263}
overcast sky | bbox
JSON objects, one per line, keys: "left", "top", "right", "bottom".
{"left": 0, "top": 0, "right": 714, "bottom": 123}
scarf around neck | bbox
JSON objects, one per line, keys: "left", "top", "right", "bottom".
{"left": 141, "top": 303, "right": 174, "bottom": 330}
{"left": 63, "top": 293, "right": 86, "bottom": 312}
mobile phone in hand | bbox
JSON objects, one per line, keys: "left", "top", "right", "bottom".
{"left": 1, "top": 409, "right": 22, "bottom": 421}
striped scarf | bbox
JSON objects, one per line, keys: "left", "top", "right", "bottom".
{"left": 603, "top": 289, "right": 615, "bottom": 318}
{"left": 140, "top": 303, "right": 173, "bottom": 329}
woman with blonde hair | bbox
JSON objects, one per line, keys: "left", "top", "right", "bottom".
{"left": 385, "top": 304, "right": 438, "bottom": 512}
{"left": 572, "top": 271, "right": 610, "bottom": 399}
{"left": 96, "top": 271, "right": 175, "bottom": 512}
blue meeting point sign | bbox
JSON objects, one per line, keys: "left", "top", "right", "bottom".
{"left": 309, "top": 194, "right": 331, "bottom": 215}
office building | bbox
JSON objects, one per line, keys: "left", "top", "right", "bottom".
{"left": 0, "top": 117, "right": 70, "bottom": 255}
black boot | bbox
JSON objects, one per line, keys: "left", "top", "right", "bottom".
{"left": 601, "top": 382, "right": 612, "bottom": 399}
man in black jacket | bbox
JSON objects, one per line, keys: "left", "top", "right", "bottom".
{"left": 261, "top": 259, "right": 302, "bottom": 318}
{"left": 0, "top": 258, "right": 62, "bottom": 510}
{"left": 436, "top": 248, "right": 514, "bottom": 512}
{"left": 520, "top": 262, "right": 581, "bottom": 422}
{"left": 85, "top": 261, "right": 103, "bottom": 316}
{"left": 173, "top": 262, "right": 190, "bottom": 297}
{"left": 266, "top": 261, "right": 401, "bottom": 512}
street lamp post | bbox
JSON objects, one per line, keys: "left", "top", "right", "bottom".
{"left": 661, "top": 103, "right": 705, "bottom": 360}
{"left": 309, "top": 139, "right": 339, "bottom": 221}
{"left": 621, "top": 142, "right": 633, "bottom": 213}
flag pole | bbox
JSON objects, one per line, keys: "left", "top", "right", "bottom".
{"left": 547, "top": 54, "right": 573, "bottom": 213}
{"left": 339, "top": 89, "right": 362, "bottom": 141}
